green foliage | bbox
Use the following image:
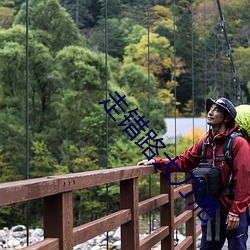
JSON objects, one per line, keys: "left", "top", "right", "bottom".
{"left": 115, "top": 63, "right": 166, "bottom": 132}
{"left": 14, "top": 0, "right": 84, "bottom": 52}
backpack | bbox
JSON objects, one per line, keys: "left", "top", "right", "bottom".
{"left": 192, "top": 132, "right": 241, "bottom": 207}
{"left": 235, "top": 105, "right": 250, "bottom": 142}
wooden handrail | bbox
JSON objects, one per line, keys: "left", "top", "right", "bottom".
{"left": 0, "top": 165, "right": 201, "bottom": 249}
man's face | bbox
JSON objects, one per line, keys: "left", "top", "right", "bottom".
{"left": 207, "top": 104, "right": 226, "bottom": 127}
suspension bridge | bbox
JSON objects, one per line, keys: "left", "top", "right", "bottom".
{"left": 0, "top": 0, "right": 248, "bottom": 249}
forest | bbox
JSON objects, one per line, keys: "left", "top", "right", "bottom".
{"left": 0, "top": 0, "right": 249, "bottom": 228}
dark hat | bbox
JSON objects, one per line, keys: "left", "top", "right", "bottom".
{"left": 206, "top": 97, "right": 237, "bottom": 119}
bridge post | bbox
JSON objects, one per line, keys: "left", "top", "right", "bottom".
{"left": 185, "top": 171, "right": 197, "bottom": 250}
{"left": 44, "top": 192, "right": 73, "bottom": 250}
{"left": 160, "top": 172, "right": 174, "bottom": 250}
{"left": 120, "top": 178, "right": 139, "bottom": 250}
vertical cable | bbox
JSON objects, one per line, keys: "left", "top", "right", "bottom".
{"left": 220, "top": 38, "right": 225, "bottom": 96}
{"left": 203, "top": 0, "right": 207, "bottom": 98}
{"left": 104, "top": 0, "right": 109, "bottom": 248}
{"left": 173, "top": 0, "right": 176, "bottom": 157}
{"left": 191, "top": 0, "right": 195, "bottom": 145}
{"left": 213, "top": 0, "right": 217, "bottom": 95}
{"left": 147, "top": 0, "right": 152, "bottom": 234}
{"left": 76, "top": 0, "right": 79, "bottom": 27}
{"left": 216, "top": 0, "right": 242, "bottom": 103}
{"left": 25, "top": 0, "right": 30, "bottom": 245}
{"left": 173, "top": 0, "right": 179, "bottom": 245}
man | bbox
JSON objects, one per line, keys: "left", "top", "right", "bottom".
{"left": 138, "top": 97, "right": 250, "bottom": 250}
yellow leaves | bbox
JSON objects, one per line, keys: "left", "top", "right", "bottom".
{"left": 149, "top": 5, "right": 174, "bottom": 32}
{"left": 184, "top": 128, "right": 205, "bottom": 141}
{"left": 158, "top": 88, "right": 174, "bottom": 105}
{"left": 176, "top": 128, "right": 205, "bottom": 155}
{"left": 124, "top": 32, "right": 175, "bottom": 76}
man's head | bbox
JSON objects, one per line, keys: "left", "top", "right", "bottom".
{"left": 206, "top": 97, "right": 237, "bottom": 129}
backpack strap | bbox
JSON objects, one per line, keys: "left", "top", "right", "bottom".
{"left": 223, "top": 131, "right": 242, "bottom": 169}
{"left": 200, "top": 142, "right": 208, "bottom": 162}
{"left": 222, "top": 131, "right": 242, "bottom": 199}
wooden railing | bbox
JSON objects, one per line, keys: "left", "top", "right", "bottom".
{"left": 0, "top": 165, "right": 201, "bottom": 250}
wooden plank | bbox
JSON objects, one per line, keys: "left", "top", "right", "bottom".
{"left": 139, "top": 194, "right": 169, "bottom": 215}
{"left": 174, "top": 210, "right": 192, "bottom": 229}
{"left": 139, "top": 226, "right": 169, "bottom": 250}
{"left": 73, "top": 209, "right": 131, "bottom": 245}
{"left": 0, "top": 165, "right": 156, "bottom": 206}
{"left": 174, "top": 184, "right": 192, "bottom": 199}
{"left": 161, "top": 173, "right": 174, "bottom": 250}
{"left": 57, "top": 165, "right": 156, "bottom": 192}
{"left": 44, "top": 192, "right": 73, "bottom": 250}
{"left": 175, "top": 236, "right": 193, "bottom": 250}
{"left": 22, "top": 238, "right": 59, "bottom": 250}
{"left": 120, "top": 178, "right": 140, "bottom": 250}
{"left": 0, "top": 177, "right": 59, "bottom": 206}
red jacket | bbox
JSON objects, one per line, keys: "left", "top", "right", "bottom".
{"left": 154, "top": 124, "right": 250, "bottom": 216}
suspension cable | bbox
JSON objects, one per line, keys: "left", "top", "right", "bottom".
{"left": 25, "top": 0, "right": 30, "bottom": 245}
{"left": 191, "top": 0, "right": 195, "bottom": 145}
{"left": 216, "top": 0, "right": 242, "bottom": 104}
{"left": 173, "top": 0, "right": 179, "bottom": 246}
{"left": 204, "top": 0, "right": 207, "bottom": 98}
{"left": 104, "top": 0, "right": 109, "bottom": 248}
{"left": 147, "top": 0, "right": 152, "bottom": 234}
{"left": 213, "top": 0, "right": 217, "bottom": 95}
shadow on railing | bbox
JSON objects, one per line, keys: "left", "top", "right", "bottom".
{"left": 0, "top": 165, "right": 201, "bottom": 250}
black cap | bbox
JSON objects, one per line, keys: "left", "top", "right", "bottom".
{"left": 206, "top": 97, "right": 237, "bottom": 119}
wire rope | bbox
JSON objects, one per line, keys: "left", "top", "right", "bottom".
{"left": 147, "top": 0, "right": 152, "bottom": 234}
{"left": 191, "top": 0, "right": 195, "bottom": 145}
{"left": 215, "top": 0, "right": 242, "bottom": 104}
{"left": 213, "top": 0, "right": 217, "bottom": 96}
{"left": 25, "top": 0, "right": 30, "bottom": 245}
{"left": 172, "top": 0, "right": 179, "bottom": 246}
{"left": 104, "top": 0, "right": 109, "bottom": 248}
{"left": 203, "top": 0, "right": 207, "bottom": 98}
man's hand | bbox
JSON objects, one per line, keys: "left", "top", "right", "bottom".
{"left": 226, "top": 213, "right": 240, "bottom": 230}
{"left": 137, "top": 159, "right": 155, "bottom": 166}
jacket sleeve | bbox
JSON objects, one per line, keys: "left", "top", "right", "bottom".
{"left": 230, "top": 136, "right": 250, "bottom": 215}
{"left": 154, "top": 139, "right": 203, "bottom": 174}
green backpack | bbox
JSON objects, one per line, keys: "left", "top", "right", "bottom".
{"left": 235, "top": 105, "right": 250, "bottom": 142}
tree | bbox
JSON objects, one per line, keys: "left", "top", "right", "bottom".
{"left": 115, "top": 62, "right": 166, "bottom": 132}
{"left": 61, "top": 0, "right": 101, "bottom": 29}
{"left": 14, "top": 0, "right": 84, "bottom": 52}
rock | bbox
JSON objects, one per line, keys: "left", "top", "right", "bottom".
{"left": 30, "top": 228, "right": 43, "bottom": 238}
{"left": 100, "top": 240, "right": 107, "bottom": 246}
{"left": 7, "top": 239, "right": 20, "bottom": 247}
{"left": 113, "top": 240, "right": 121, "bottom": 249}
{"left": 108, "top": 236, "right": 116, "bottom": 243}
{"left": 0, "top": 230, "right": 7, "bottom": 238}
{"left": 113, "top": 227, "right": 120, "bottom": 240}
{"left": 11, "top": 226, "right": 26, "bottom": 232}
{"left": 91, "top": 245, "right": 101, "bottom": 250}
{"left": 95, "top": 234, "right": 106, "bottom": 243}
{"left": 107, "top": 231, "right": 114, "bottom": 237}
